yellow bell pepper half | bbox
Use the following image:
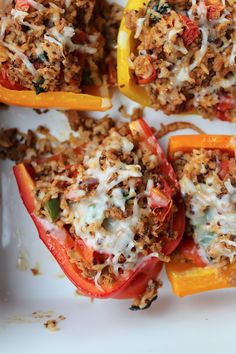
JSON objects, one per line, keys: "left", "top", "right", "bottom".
{"left": 117, "top": 0, "right": 151, "bottom": 107}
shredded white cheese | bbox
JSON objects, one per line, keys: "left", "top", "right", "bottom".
{"left": 65, "top": 0, "right": 71, "bottom": 8}
{"left": 1, "top": 41, "right": 36, "bottom": 75}
{"left": 27, "top": 0, "right": 46, "bottom": 11}
{"left": 189, "top": 0, "right": 208, "bottom": 72}
{"left": 134, "top": 18, "right": 145, "bottom": 39}
{"left": 11, "top": 9, "right": 45, "bottom": 31}
{"left": 0, "top": 16, "right": 9, "bottom": 38}
{"left": 46, "top": 26, "right": 97, "bottom": 54}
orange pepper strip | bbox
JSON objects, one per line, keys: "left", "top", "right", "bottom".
{"left": 166, "top": 134, "right": 236, "bottom": 297}
{"left": 166, "top": 260, "right": 236, "bottom": 297}
{"left": 0, "top": 84, "right": 112, "bottom": 111}
{"left": 168, "top": 135, "right": 236, "bottom": 160}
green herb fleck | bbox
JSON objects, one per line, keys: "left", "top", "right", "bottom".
{"left": 158, "top": 4, "right": 171, "bottom": 14}
{"left": 151, "top": 0, "right": 160, "bottom": 12}
{"left": 33, "top": 77, "right": 46, "bottom": 95}
{"left": 82, "top": 71, "right": 94, "bottom": 86}
{"left": 38, "top": 51, "right": 49, "bottom": 62}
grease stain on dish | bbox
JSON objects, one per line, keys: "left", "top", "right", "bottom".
{"left": 5, "top": 311, "right": 66, "bottom": 332}
{"left": 16, "top": 248, "right": 30, "bottom": 271}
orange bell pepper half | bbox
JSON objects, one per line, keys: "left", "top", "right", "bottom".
{"left": 166, "top": 134, "right": 236, "bottom": 297}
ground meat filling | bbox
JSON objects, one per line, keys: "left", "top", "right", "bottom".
{"left": 173, "top": 148, "right": 236, "bottom": 265}
{"left": 125, "top": 0, "right": 236, "bottom": 120}
{"left": 29, "top": 119, "right": 178, "bottom": 289}
{"left": 0, "top": 0, "right": 122, "bottom": 93}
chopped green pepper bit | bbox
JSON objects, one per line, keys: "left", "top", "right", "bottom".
{"left": 129, "top": 295, "right": 157, "bottom": 311}
{"left": 45, "top": 198, "right": 61, "bottom": 222}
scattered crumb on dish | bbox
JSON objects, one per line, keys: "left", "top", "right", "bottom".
{"left": 56, "top": 273, "right": 66, "bottom": 279}
{"left": 16, "top": 248, "right": 30, "bottom": 272}
{"left": 30, "top": 262, "right": 42, "bottom": 276}
{"left": 44, "top": 316, "right": 66, "bottom": 332}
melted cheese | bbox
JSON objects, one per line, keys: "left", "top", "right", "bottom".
{"left": 65, "top": 132, "right": 152, "bottom": 269}
{"left": 180, "top": 172, "right": 236, "bottom": 263}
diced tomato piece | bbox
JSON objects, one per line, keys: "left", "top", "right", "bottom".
{"left": 207, "top": 4, "right": 223, "bottom": 20}
{"left": 204, "top": 0, "right": 224, "bottom": 21}
{"left": 15, "top": 0, "right": 30, "bottom": 11}
{"left": 134, "top": 55, "right": 157, "bottom": 85}
{"left": 179, "top": 14, "right": 200, "bottom": 46}
{"left": 0, "top": 67, "right": 24, "bottom": 90}
{"left": 135, "top": 66, "right": 157, "bottom": 85}
{"left": 217, "top": 96, "right": 234, "bottom": 112}
{"left": 149, "top": 188, "right": 171, "bottom": 209}
{"left": 217, "top": 96, "right": 234, "bottom": 122}
{"left": 178, "top": 238, "right": 207, "bottom": 267}
{"left": 218, "top": 160, "right": 230, "bottom": 180}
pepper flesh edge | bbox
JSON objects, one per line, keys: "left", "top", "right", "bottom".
{"left": 166, "top": 134, "right": 236, "bottom": 297}
{"left": 117, "top": 0, "right": 151, "bottom": 107}
{"left": 0, "top": 84, "right": 112, "bottom": 111}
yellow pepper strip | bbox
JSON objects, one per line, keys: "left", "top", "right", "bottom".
{"left": 0, "top": 85, "right": 112, "bottom": 111}
{"left": 166, "top": 258, "right": 236, "bottom": 297}
{"left": 117, "top": 0, "right": 151, "bottom": 107}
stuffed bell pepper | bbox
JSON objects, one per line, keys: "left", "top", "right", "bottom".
{"left": 118, "top": 0, "right": 236, "bottom": 120}
{"left": 0, "top": 0, "right": 122, "bottom": 110}
{"left": 166, "top": 135, "right": 236, "bottom": 297}
{"left": 14, "top": 117, "right": 185, "bottom": 309}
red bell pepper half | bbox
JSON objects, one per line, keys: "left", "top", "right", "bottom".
{"left": 13, "top": 119, "right": 185, "bottom": 301}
